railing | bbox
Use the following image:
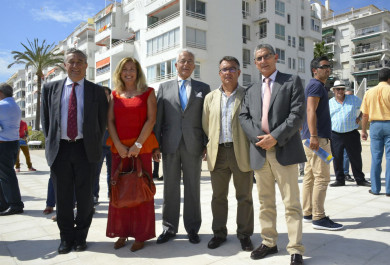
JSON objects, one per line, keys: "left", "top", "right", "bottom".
{"left": 148, "top": 72, "right": 177, "bottom": 84}
{"left": 242, "top": 11, "right": 250, "bottom": 19}
{"left": 243, "top": 62, "right": 250, "bottom": 68}
{"left": 323, "top": 35, "right": 335, "bottom": 44}
{"left": 147, "top": 43, "right": 179, "bottom": 57}
{"left": 352, "top": 42, "right": 384, "bottom": 55}
{"left": 299, "top": 46, "right": 305, "bottom": 52}
{"left": 186, "top": 10, "right": 206, "bottom": 21}
{"left": 186, "top": 41, "right": 206, "bottom": 50}
{"left": 353, "top": 60, "right": 382, "bottom": 72}
{"left": 147, "top": 11, "right": 180, "bottom": 30}
{"left": 257, "top": 32, "right": 267, "bottom": 39}
{"left": 242, "top": 36, "right": 250, "bottom": 44}
{"left": 96, "top": 65, "right": 111, "bottom": 76}
{"left": 275, "top": 34, "right": 285, "bottom": 40}
{"left": 112, "top": 38, "right": 134, "bottom": 48}
{"left": 353, "top": 24, "right": 382, "bottom": 38}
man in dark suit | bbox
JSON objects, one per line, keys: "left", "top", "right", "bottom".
{"left": 41, "top": 48, "right": 108, "bottom": 254}
{"left": 154, "top": 49, "right": 210, "bottom": 244}
{"left": 239, "top": 44, "right": 305, "bottom": 265}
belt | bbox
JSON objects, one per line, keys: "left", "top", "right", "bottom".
{"left": 60, "top": 138, "right": 83, "bottom": 143}
{"left": 0, "top": 140, "right": 17, "bottom": 143}
{"left": 219, "top": 142, "right": 233, "bottom": 148}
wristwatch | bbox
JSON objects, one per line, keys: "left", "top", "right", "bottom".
{"left": 135, "top": 142, "right": 142, "bottom": 149}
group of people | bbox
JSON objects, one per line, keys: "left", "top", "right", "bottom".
{"left": 1, "top": 43, "right": 389, "bottom": 265}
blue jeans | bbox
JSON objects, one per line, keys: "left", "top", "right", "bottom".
{"left": 94, "top": 146, "right": 112, "bottom": 198}
{"left": 46, "top": 176, "right": 56, "bottom": 207}
{"left": 0, "top": 141, "right": 24, "bottom": 210}
{"left": 343, "top": 149, "right": 350, "bottom": 175}
{"left": 369, "top": 121, "right": 390, "bottom": 194}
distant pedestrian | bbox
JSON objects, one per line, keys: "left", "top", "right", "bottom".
{"left": 15, "top": 120, "right": 36, "bottom": 172}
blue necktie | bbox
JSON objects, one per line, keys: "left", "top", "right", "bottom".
{"left": 179, "top": 80, "right": 187, "bottom": 111}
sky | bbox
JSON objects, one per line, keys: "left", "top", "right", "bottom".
{"left": 1, "top": 0, "right": 390, "bottom": 83}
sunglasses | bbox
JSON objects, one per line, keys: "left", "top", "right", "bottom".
{"left": 317, "top": 64, "right": 331, "bottom": 69}
{"left": 334, "top": 87, "right": 345, "bottom": 91}
{"left": 255, "top": 53, "right": 274, "bottom": 62}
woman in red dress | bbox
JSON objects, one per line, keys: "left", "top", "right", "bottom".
{"left": 106, "top": 57, "right": 158, "bottom": 252}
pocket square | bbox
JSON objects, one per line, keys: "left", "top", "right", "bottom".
{"left": 196, "top": 92, "right": 203, "bottom": 98}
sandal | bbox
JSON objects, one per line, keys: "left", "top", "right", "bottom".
{"left": 130, "top": 241, "right": 144, "bottom": 252}
{"left": 114, "top": 237, "right": 127, "bottom": 249}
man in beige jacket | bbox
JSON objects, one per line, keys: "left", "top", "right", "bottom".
{"left": 202, "top": 56, "right": 254, "bottom": 251}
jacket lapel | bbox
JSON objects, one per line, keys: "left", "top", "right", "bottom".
{"left": 53, "top": 79, "right": 66, "bottom": 125}
{"left": 232, "top": 86, "right": 244, "bottom": 118}
{"left": 269, "top": 73, "right": 282, "bottom": 109}
{"left": 184, "top": 79, "right": 196, "bottom": 112}
{"left": 83, "top": 80, "right": 92, "bottom": 127}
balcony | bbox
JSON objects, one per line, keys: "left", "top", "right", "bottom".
{"left": 111, "top": 39, "right": 134, "bottom": 56}
{"left": 352, "top": 24, "right": 389, "bottom": 40}
{"left": 148, "top": 72, "right": 177, "bottom": 84}
{"left": 148, "top": 11, "right": 180, "bottom": 30}
{"left": 186, "top": 41, "right": 206, "bottom": 50}
{"left": 352, "top": 42, "right": 387, "bottom": 56}
{"left": 323, "top": 35, "right": 335, "bottom": 44}
{"left": 186, "top": 10, "right": 206, "bottom": 21}
{"left": 352, "top": 60, "right": 384, "bottom": 73}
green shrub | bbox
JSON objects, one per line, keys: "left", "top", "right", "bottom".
{"left": 29, "top": 130, "right": 45, "bottom": 148}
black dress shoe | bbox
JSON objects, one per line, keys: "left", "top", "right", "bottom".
{"left": 356, "top": 180, "right": 371, "bottom": 187}
{"left": 188, "top": 231, "right": 200, "bottom": 244}
{"left": 207, "top": 237, "right": 226, "bottom": 249}
{"left": 250, "top": 244, "right": 278, "bottom": 260}
{"left": 58, "top": 241, "right": 73, "bottom": 254}
{"left": 74, "top": 242, "right": 87, "bottom": 252}
{"left": 240, "top": 237, "right": 254, "bottom": 251}
{"left": 156, "top": 230, "right": 175, "bottom": 244}
{"left": 345, "top": 174, "right": 354, "bottom": 182}
{"left": 329, "top": 181, "right": 345, "bottom": 187}
{"left": 386, "top": 194, "right": 390, "bottom": 197}
{"left": 0, "top": 207, "right": 23, "bottom": 216}
{"left": 291, "top": 254, "right": 303, "bottom": 265}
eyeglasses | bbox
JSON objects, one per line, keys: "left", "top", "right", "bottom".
{"left": 317, "top": 64, "right": 331, "bottom": 69}
{"left": 178, "top": 60, "right": 194, "bottom": 65}
{"left": 219, "top": 67, "right": 238, "bottom": 73}
{"left": 255, "top": 53, "right": 274, "bottom": 62}
{"left": 334, "top": 87, "right": 345, "bottom": 91}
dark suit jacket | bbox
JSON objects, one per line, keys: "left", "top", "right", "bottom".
{"left": 41, "top": 78, "right": 108, "bottom": 166}
{"left": 155, "top": 79, "right": 210, "bottom": 156}
{"left": 239, "top": 71, "right": 306, "bottom": 170}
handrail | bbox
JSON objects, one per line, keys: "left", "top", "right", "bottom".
{"left": 147, "top": 11, "right": 180, "bottom": 30}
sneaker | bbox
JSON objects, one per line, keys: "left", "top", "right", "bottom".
{"left": 303, "top": 215, "right": 312, "bottom": 223}
{"left": 15, "top": 168, "right": 20, "bottom": 173}
{"left": 312, "top": 216, "right": 343, "bottom": 231}
{"left": 28, "top": 167, "right": 37, "bottom": 171}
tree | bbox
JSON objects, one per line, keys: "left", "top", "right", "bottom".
{"left": 314, "top": 41, "right": 334, "bottom": 61}
{"left": 8, "top": 39, "right": 64, "bottom": 131}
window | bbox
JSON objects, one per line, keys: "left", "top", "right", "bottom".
{"left": 135, "top": 30, "right": 140, "bottom": 41}
{"left": 96, "top": 13, "right": 112, "bottom": 33}
{"left": 259, "top": 21, "right": 267, "bottom": 39}
{"left": 243, "top": 49, "right": 251, "bottom": 67}
{"left": 311, "top": 19, "right": 320, "bottom": 32}
{"left": 187, "top": 27, "right": 206, "bottom": 49}
{"left": 276, "top": 48, "right": 285, "bottom": 64}
{"left": 287, "top": 14, "right": 291, "bottom": 24}
{"left": 243, "top": 74, "right": 251, "bottom": 87}
{"left": 292, "top": 37, "right": 296, "bottom": 48}
{"left": 147, "top": 28, "right": 180, "bottom": 56}
{"left": 293, "top": 58, "right": 296, "bottom": 70}
{"left": 341, "top": 45, "right": 349, "bottom": 53}
{"left": 147, "top": 58, "right": 177, "bottom": 83}
{"left": 288, "top": 58, "right": 292, "bottom": 69}
{"left": 275, "top": 24, "right": 285, "bottom": 40}
{"left": 299, "top": 37, "right": 305, "bottom": 51}
{"left": 298, "top": 57, "right": 305, "bottom": 72}
{"left": 194, "top": 61, "right": 201, "bottom": 78}
{"left": 243, "top": 24, "right": 250, "bottom": 43}
{"left": 301, "top": 16, "right": 304, "bottom": 30}
{"left": 186, "top": 0, "right": 206, "bottom": 18}
{"left": 288, "top": 36, "right": 291, "bottom": 46}
{"left": 242, "top": 0, "right": 250, "bottom": 18}
{"left": 275, "top": 0, "right": 285, "bottom": 17}
{"left": 259, "top": 0, "right": 266, "bottom": 14}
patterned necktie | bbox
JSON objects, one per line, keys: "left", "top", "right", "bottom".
{"left": 261, "top": 78, "right": 271, "bottom": 134}
{"left": 179, "top": 79, "right": 187, "bottom": 111}
{"left": 67, "top": 82, "right": 78, "bottom": 140}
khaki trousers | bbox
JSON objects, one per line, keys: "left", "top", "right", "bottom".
{"left": 254, "top": 147, "right": 304, "bottom": 255}
{"left": 302, "top": 138, "right": 331, "bottom": 220}
{"left": 210, "top": 145, "right": 253, "bottom": 239}
{"left": 15, "top": 145, "right": 32, "bottom": 169}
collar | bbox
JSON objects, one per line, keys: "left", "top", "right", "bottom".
{"left": 263, "top": 70, "right": 278, "bottom": 82}
{"left": 178, "top": 77, "right": 192, "bottom": 83}
{"left": 65, "top": 77, "right": 85, "bottom": 87}
{"left": 219, "top": 84, "right": 238, "bottom": 96}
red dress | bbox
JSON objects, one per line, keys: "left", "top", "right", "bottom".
{"left": 106, "top": 88, "right": 157, "bottom": 242}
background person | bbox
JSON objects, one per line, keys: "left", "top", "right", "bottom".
{"left": 15, "top": 120, "right": 36, "bottom": 172}
{"left": 105, "top": 57, "right": 158, "bottom": 252}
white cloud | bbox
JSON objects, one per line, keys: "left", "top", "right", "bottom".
{"left": 0, "top": 51, "right": 22, "bottom": 83}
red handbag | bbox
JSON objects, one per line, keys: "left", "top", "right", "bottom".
{"left": 110, "top": 157, "right": 156, "bottom": 208}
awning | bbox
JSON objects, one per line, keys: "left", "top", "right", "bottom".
{"left": 352, "top": 33, "right": 380, "bottom": 41}
{"left": 96, "top": 57, "right": 110, "bottom": 69}
{"left": 149, "top": 0, "right": 179, "bottom": 17}
{"left": 352, "top": 70, "right": 379, "bottom": 76}
{"left": 353, "top": 54, "right": 382, "bottom": 61}
{"left": 322, "top": 28, "right": 335, "bottom": 37}
{"left": 45, "top": 67, "right": 57, "bottom": 77}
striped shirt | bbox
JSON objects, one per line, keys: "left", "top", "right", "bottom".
{"left": 219, "top": 86, "right": 237, "bottom": 144}
{"left": 329, "top": 94, "right": 361, "bottom": 133}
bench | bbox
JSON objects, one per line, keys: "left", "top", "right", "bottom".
{"left": 28, "top": 141, "right": 42, "bottom": 149}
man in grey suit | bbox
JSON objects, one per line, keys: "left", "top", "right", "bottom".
{"left": 154, "top": 49, "right": 210, "bottom": 244}
{"left": 239, "top": 44, "right": 305, "bottom": 265}
{"left": 41, "top": 48, "right": 108, "bottom": 254}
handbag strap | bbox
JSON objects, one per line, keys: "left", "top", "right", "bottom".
{"left": 112, "top": 157, "right": 143, "bottom": 186}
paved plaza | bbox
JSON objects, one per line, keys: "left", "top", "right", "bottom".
{"left": 0, "top": 138, "right": 389, "bottom": 265}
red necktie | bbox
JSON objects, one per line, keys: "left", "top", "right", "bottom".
{"left": 67, "top": 83, "right": 78, "bottom": 140}
{"left": 261, "top": 78, "right": 271, "bottom": 134}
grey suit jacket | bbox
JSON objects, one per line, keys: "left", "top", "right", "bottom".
{"left": 239, "top": 71, "right": 306, "bottom": 170}
{"left": 155, "top": 79, "right": 210, "bottom": 156}
{"left": 41, "top": 78, "right": 108, "bottom": 166}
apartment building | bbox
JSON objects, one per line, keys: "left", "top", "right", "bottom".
{"left": 321, "top": 4, "right": 390, "bottom": 94}
{"left": 7, "top": 70, "right": 26, "bottom": 120}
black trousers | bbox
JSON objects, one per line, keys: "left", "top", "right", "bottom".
{"left": 51, "top": 140, "right": 96, "bottom": 243}
{"left": 330, "top": 130, "right": 365, "bottom": 183}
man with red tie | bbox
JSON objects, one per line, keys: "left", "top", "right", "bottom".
{"left": 41, "top": 48, "right": 108, "bottom": 254}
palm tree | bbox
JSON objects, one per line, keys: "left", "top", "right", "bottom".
{"left": 8, "top": 38, "right": 64, "bottom": 131}
{"left": 314, "top": 41, "right": 334, "bottom": 61}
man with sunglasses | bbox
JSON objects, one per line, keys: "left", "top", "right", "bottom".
{"left": 328, "top": 81, "right": 370, "bottom": 188}
{"left": 301, "top": 56, "right": 343, "bottom": 231}
{"left": 239, "top": 44, "right": 305, "bottom": 265}
{"left": 202, "top": 56, "right": 254, "bottom": 251}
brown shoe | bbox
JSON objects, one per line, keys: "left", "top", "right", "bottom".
{"left": 43, "top": 207, "right": 54, "bottom": 215}
{"left": 114, "top": 237, "right": 127, "bottom": 249}
{"left": 130, "top": 241, "right": 144, "bottom": 252}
